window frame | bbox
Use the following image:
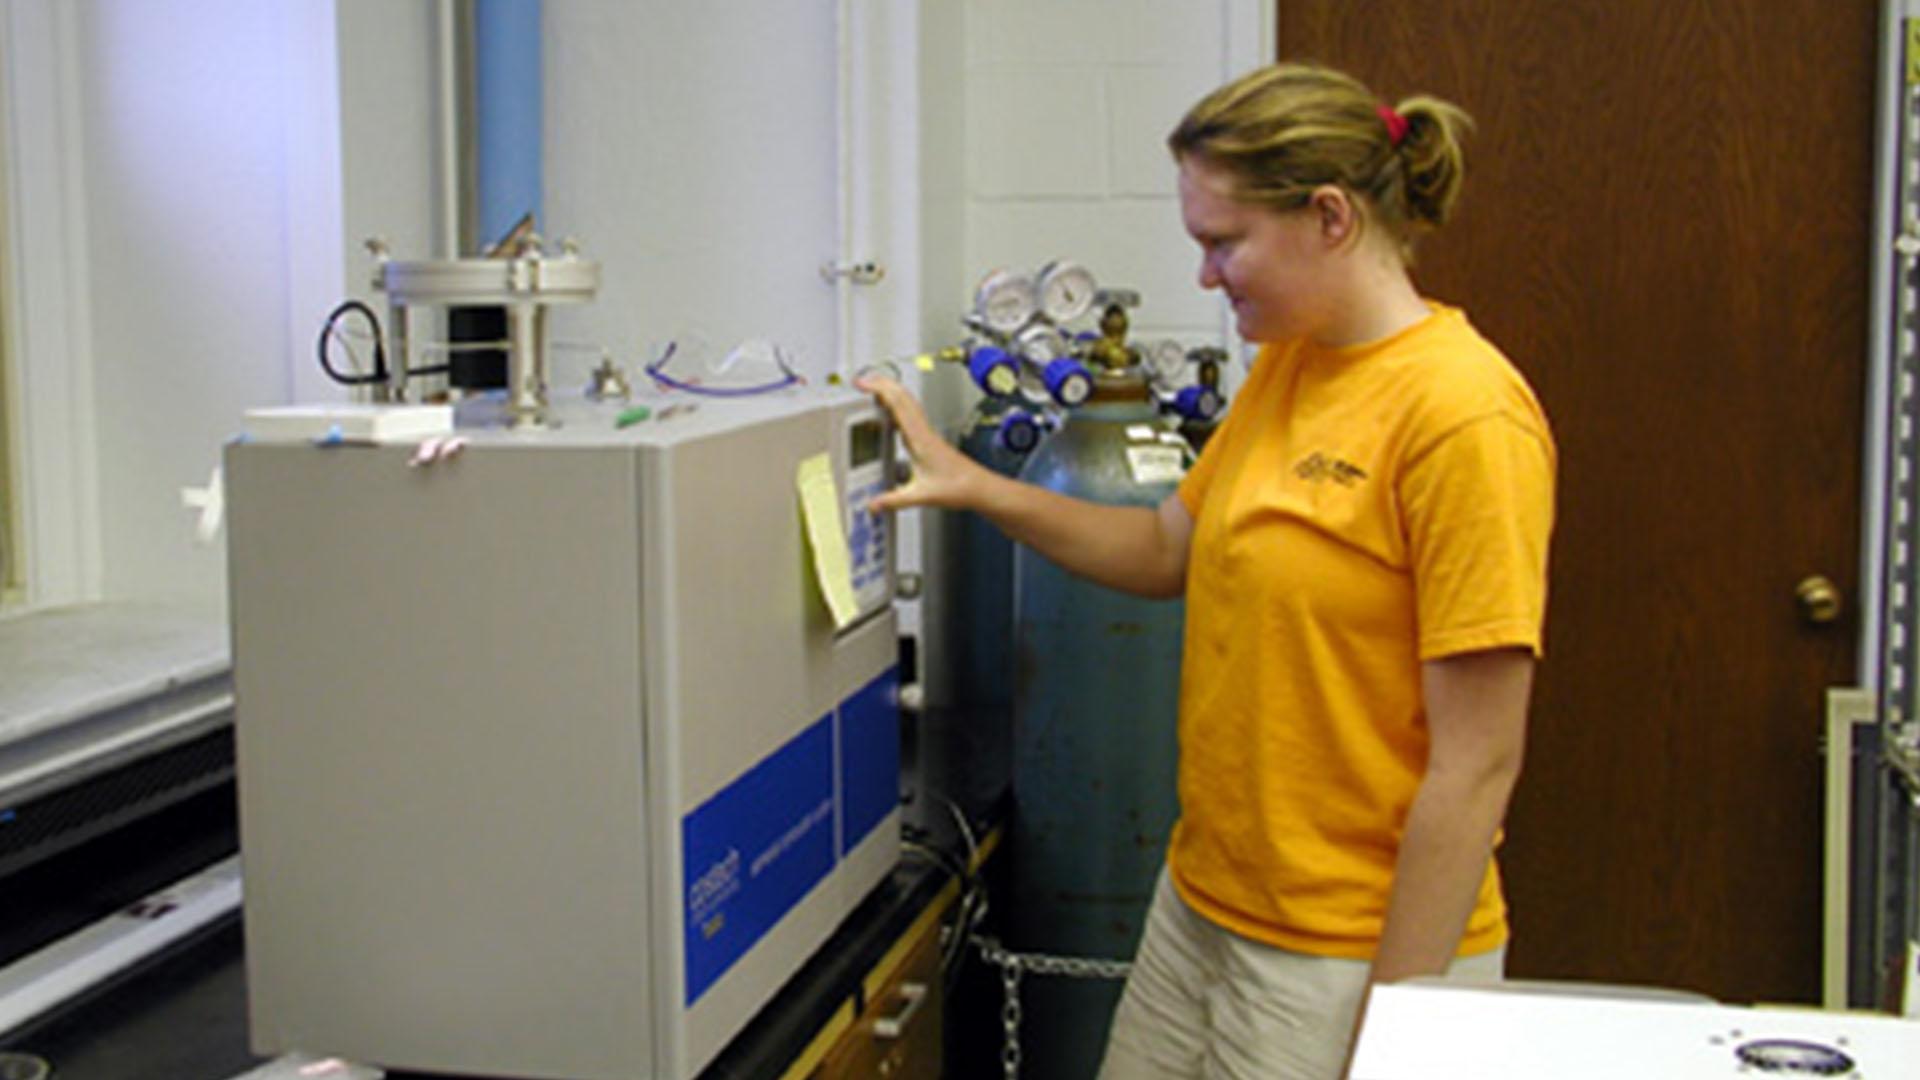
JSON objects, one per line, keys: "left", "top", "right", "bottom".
{"left": 0, "top": 84, "right": 16, "bottom": 606}
{"left": 0, "top": 0, "right": 104, "bottom": 610}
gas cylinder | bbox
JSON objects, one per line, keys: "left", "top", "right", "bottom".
{"left": 1004, "top": 367, "right": 1188, "bottom": 1079}
{"left": 940, "top": 385, "right": 1046, "bottom": 725}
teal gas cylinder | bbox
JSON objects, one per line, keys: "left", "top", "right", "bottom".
{"left": 940, "top": 389, "right": 1046, "bottom": 723}
{"left": 1005, "top": 369, "right": 1187, "bottom": 1079}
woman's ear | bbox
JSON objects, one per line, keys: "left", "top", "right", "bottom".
{"left": 1309, "top": 185, "right": 1357, "bottom": 247}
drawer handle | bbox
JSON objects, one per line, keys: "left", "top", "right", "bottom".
{"left": 872, "top": 981, "right": 929, "bottom": 1040}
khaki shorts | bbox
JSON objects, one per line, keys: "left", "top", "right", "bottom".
{"left": 1098, "top": 869, "right": 1505, "bottom": 1080}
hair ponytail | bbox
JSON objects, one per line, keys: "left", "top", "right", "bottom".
{"left": 1392, "top": 95, "right": 1473, "bottom": 229}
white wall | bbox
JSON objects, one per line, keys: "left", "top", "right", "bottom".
{"left": 908, "top": 0, "right": 972, "bottom": 437}
{"left": 961, "top": 0, "right": 1272, "bottom": 355}
{"left": 75, "top": 0, "right": 304, "bottom": 614}
{"left": 544, "top": 3, "right": 843, "bottom": 393}
{"left": 325, "top": 0, "right": 442, "bottom": 401}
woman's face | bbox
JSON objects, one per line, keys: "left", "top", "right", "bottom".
{"left": 1178, "top": 156, "right": 1335, "bottom": 343}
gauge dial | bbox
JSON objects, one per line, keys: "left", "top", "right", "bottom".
{"left": 1015, "top": 361, "right": 1051, "bottom": 406}
{"left": 973, "top": 269, "right": 1038, "bottom": 335}
{"left": 1037, "top": 260, "right": 1099, "bottom": 325}
{"left": 1147, "top": 340, "right": 1187, "bottom": 385}
{"left": 1015, "top": 324, "right": 1069, "bottom": 364}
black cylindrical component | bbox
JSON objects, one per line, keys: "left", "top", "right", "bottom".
{"left": 447, "top": 306, "right": 509, "bottom": 390}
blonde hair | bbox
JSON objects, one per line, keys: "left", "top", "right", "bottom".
{"left": 1168, "top": 62, "right": 1473, "bottom": 261}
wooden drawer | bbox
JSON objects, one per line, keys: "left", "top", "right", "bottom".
{"left": 814, "top": 920, "right": 943, "bottom": 1079}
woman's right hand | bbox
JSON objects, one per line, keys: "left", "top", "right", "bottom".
{"left": 856, "top": 375, "right": 985, "bottom": 513}
{"left": 860, "top": 373, "right": 1193, "bottom": 597}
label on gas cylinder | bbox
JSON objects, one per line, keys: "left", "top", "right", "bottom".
{"left": 1126, "top": 444, "right": 1187, "bottom": 485}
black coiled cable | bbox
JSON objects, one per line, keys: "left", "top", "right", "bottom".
{"left": 316, "top": 300, "right": 452, "bottom": 385}
{"left": 316, "top": 299, "right": 388, "bottom": 386}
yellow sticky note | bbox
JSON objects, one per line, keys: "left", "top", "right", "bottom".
{"left": 797, "top": 452, "right": 860, "bottom": 630}
{"left": 914, "top": 353, "right": 936, "bottom": 372}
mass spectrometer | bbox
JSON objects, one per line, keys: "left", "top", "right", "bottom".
{"left": 226, "top": 241, "right": 899, "bottom": 1080}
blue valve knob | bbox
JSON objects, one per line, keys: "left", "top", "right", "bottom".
{"left": 996, "top": 410, "right": 1043, "bottom": 455}
{"left": 968, "top": 347, "right": 1020, "bottom": 397}
{"left": 1173, "top": 385, "right": 1223, "bottom": 421}
{"left": 1043, "top": 359, "right": 1093, "bottom": 407}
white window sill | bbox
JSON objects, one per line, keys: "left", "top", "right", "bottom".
{"left": 0, "top": 602, "right": 232, "bottom": 807}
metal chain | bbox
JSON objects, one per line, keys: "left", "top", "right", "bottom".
{"left": 972, "top": 935, "right": 1133, "bottom": 1080}
{"left": 997, "top": 944, "right": 1022, "bottom": 1080}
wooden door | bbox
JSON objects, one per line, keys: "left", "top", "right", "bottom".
{"left": 1276, "top": 1, "right": 1875, "bottom": 1003}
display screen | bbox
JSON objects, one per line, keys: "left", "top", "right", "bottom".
{"left": 848, "top": 419, "right": 883, "bottom": 468}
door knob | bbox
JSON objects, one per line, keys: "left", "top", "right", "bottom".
{"left": 1795, "top": 575, "right": 1842, "bottom": 624}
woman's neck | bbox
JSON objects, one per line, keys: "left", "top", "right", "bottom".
{"left": 1309, "top": 252, "right": 1430, "bottom": 350}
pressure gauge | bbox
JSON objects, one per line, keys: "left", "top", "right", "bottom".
{"left": 1146, "top": 340, "right": 1187, "bottom": 385}
{"left": 1015, "top": 324, "right": 1069, "bottom": 364}
{"left": 973, "top": 269, "right": 1038, "bottom": 335}
{"left": 1037, "top": 260, "right": 1099, "bottom": 325}
{"left": 1014, "top": 361, "right": 1051, "bottom": 407}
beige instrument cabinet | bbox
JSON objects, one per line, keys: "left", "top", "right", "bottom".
{"left": 226, "top": 391, "right": 899, "bottom": 1080}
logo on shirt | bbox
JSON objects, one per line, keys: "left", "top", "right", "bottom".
{"left": 1294, "top": 452, "right": 1369, "bottom": 487}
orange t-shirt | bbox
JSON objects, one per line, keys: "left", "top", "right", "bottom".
{"left": 1170, "top": 303, "right": 1555, "bottom": 959}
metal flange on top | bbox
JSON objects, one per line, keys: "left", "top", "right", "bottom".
{"left": 377, "top": 251, "right": 601, "bottom": 307}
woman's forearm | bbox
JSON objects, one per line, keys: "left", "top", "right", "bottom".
{"left": 968, "top": 471, "right": 1190, "bottom": 598}
{"left": 1369, "top": 764, "right": 1518, "bottom": 983}
{"left": 1371, "top": 648, "right": 1533, "bottom": 983}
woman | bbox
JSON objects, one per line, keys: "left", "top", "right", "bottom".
{"left": 863, "top": 62, "right": 1554, "bottom": 1078}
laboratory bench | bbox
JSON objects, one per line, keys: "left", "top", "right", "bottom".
{"left": 0, "top": 700, "right": 1009, "bottom": 1080}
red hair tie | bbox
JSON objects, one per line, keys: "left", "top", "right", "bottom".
{"left": 1376, "top": 103, "right": 1409, "bottom": 148}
